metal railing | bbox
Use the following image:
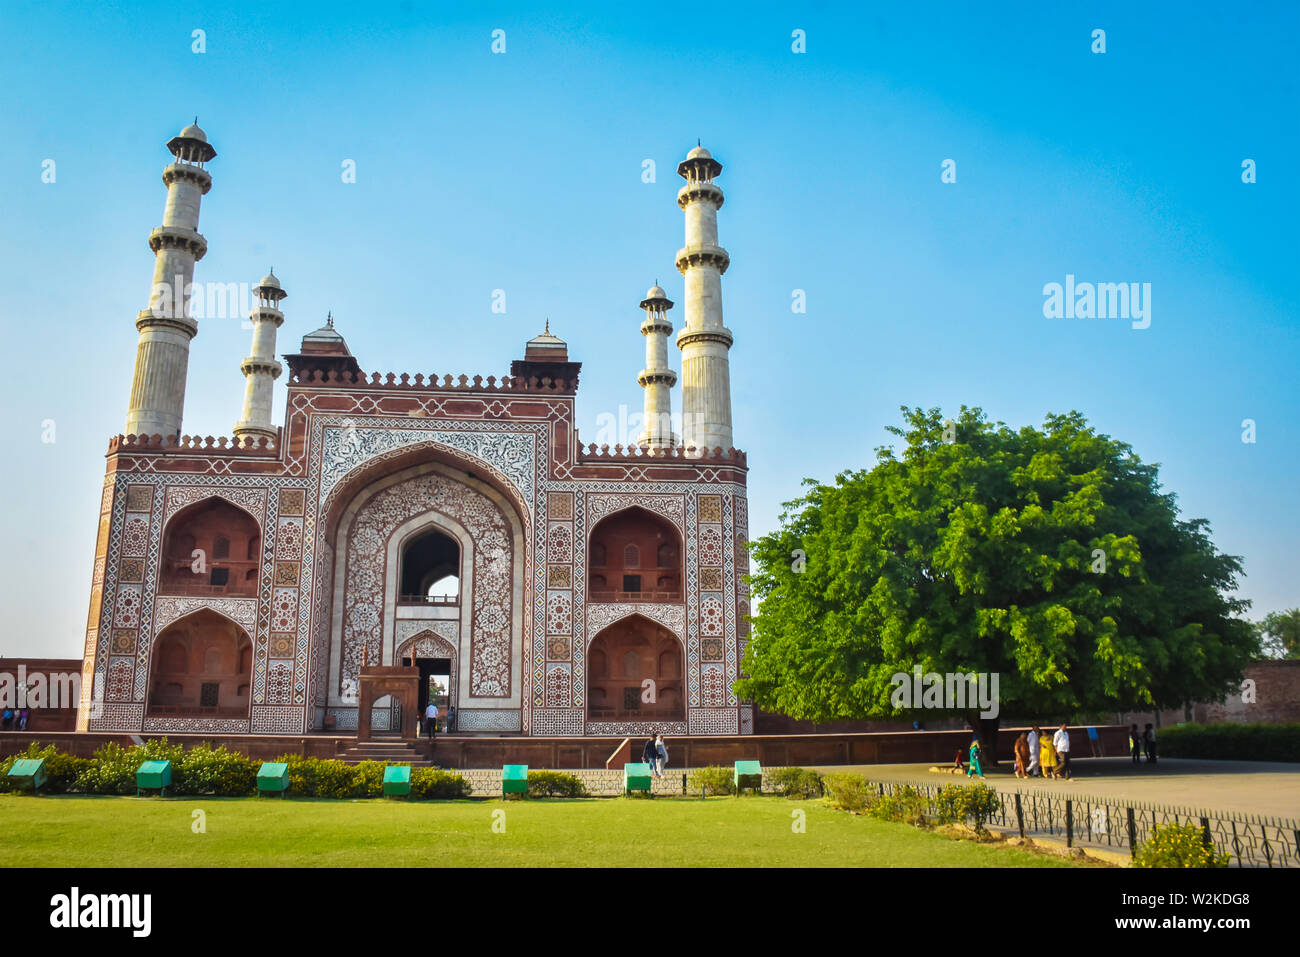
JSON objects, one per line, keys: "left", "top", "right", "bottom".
{"left": 856, "top": 777, "right": 1299, "bottom": 868}
{"left": 397, "top": 594, "right": 460, "bottom": 605}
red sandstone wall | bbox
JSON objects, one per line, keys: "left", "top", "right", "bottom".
{"left": 0, "top": 659, "right": 82, "bottom": 732}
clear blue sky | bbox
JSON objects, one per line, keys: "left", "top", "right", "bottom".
{"left": 1, "top": 1, "right": 1295, "bottom": 658}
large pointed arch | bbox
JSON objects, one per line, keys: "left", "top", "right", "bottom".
{"left": 586, "top": 613, "right": 685, "bottom": 723}
{"left": 145, "top": 608, "right": 254, "bottom": 718}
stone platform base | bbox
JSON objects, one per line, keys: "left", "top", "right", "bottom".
{"left": 0, "top": 726, "right": 1129, "bottom": 769}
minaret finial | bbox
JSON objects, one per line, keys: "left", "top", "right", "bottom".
{"left": 544, "top": 317, "right": 550, "bottom": 334}
{"left": 697, "top": 138, "right": 701, "bottom": 146}
{"left": 194, "top": 116, "right": 199, "bottom": 125}
{"left": 327, "top": 310, "right": 333, "bottom": 328}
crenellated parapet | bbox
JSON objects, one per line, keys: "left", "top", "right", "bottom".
{"left": 288, "top": 368, "right": 579, "bottom": 393}
{"left": 109, "top": 432, "right": 279, "bottom": 454}
{"left": 577, "top": 442, "right": 746, "bottom": 467}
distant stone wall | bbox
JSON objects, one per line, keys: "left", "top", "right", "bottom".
{"left": 1119, "top": 660, "right": 1300, "bottom": 729}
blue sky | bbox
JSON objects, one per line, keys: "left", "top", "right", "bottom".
{"left": 1, "top": 1, "right": 1295, "bottom": 657}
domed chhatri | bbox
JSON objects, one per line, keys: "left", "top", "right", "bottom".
{"left": 166, "top": 118, "right": 217, "bottom": 163}
{"left": 255, "top": 270, "right": 282, "bottom": 291}
{"left": 677, "top": 142, "right": 722, "bottom": 182}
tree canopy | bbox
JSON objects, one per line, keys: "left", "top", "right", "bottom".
{"left": 736, "top": 407, "right": 1259, "bottom": 727}
{"left": 1258, "top": 608, "right": 1300, "bottom": 659}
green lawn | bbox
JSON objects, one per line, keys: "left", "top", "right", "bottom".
{"left": 0, "top": 794, "right": 1078, "bottom": 867}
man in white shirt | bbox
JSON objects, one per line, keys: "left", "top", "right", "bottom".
{"left": 1053, "top": 724, "right": 1071, "bottom": 779}
{"left": 424, "top": 701, "right": 438, "bottom": 740}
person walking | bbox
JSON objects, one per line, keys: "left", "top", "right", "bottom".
{"left": 641, "top": 735, "right": 657, "bottom": 773}
{"left": 1129, "top": 723, "right": 1142, "bottom": 764}
{"left": 1026, "top": 726, "right": 1041, "bottom": 777}
{"left": 447, "top": 705, "right": 456, "bottom": 733}
{"left": 18, "top": 710, "right": 29, "bottom": 731}
{"left": 424, "top": 701, "right": 438, "bottom": 741}
{"left": 654, "top": 734, "right": 669, "bottom": 779}
{"left": 1143, "top": 723, "right": 1158, "bottom": 765}
{"left": 1039, "top": 728, "right": 1059, "bottom": 779}
{"left": 966, "top": 735, "right": 985, "bottom": 779}
{"left": 1053, "top": 723, "right": 1071, "bottom": 779}
{"left": 1013, "top": 732, "right": 1030, "bottom": 778}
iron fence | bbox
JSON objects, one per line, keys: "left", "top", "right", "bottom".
{"left": 857, "top": 777, "right": 1299, "bottom": 868}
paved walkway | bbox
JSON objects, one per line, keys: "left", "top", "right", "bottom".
{"left": 807, "top": 758, "right": 1300, "bottom": 819}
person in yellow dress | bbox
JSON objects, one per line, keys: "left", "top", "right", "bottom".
{"left": 1037, "top": 724, "right": 1059, "bottom": 779}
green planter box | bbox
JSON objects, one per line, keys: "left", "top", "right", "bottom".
{"left": 734, "top": 760, "right": 762, "bottom": 793}
{"left": 136, "top": 760, "right": 172, "bottom": 794}
{"left": 624, "top": 762, "right": 652, "bottom": 793}
{"left": 257, "top": 762, "right": 289, "bottom": 795}
{"left": 383, "top": 765, "right": 412, "bottom": 796}
{"left": 7, "top": 758, "right": 47, "bottom": 792}
{"left": 502, "top": 764, "right": 529, "bottom": 794}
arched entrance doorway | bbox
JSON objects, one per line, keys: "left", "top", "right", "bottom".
{"left": 397, "top": 628, "right": 458, "bottom": 731}
{"left": 587, "top": 614, "right": 684, "bottom": 722}
{"left": 147, "top": 609, "right": 253, "bottom": 717}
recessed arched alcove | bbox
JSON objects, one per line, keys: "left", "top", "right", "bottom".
{"left": 586, "top": 614, "right": 684, "bottom": 722}
{"left": 147, "top": 609, "right": 253, "bottom": 717}
{"left": 159, "top": 498, "right": 260, "bottom": 597}
{"left": 587, "top": 507, "right": 681, "bottom": 602}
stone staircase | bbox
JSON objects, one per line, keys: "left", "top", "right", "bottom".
{"left": 338, "top": 738, "right": 434, "bottom": 767}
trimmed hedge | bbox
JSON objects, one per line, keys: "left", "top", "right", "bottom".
{"left": 687, "top": 765, "right": 736, "bottom": 796}
{"left": 525, "top": 770, "right": 588, "bottom": 798}
{"left": 0, "top": 743, "right": 90, "bottom": 794}
{"left": 770, "top": 767, "right": 823, "bottom": 799}
{"left": 821, "top": 773, "right": 876, "bottom": 813}
{"left": 0, "top": 741, "right": 469, "bottom": 799}
{"left": 934, "top": 781, "right": 1001, "bottom": 832}
{"left": 1159, "top": 723, "right": 1300, "bottom": 763}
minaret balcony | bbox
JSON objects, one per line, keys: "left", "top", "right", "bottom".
{"left": 674, "top": 244, "right": 729, "bottom": 274}
{"left": 148, "top": 225, "right": 208, "bottom": 260}
{"left": 676, "top": 181, "right": 724, "bottom": 210}
{"left": 676, "top": 326, "right": 734, "bottom": 350}
{"left": 162, "top": 163, "right": 213, "bottom": 193}
{"left": 637, "top": 369, "right": 678, "bottom": 387}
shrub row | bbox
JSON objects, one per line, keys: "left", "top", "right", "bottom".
{"left": 1133, "top": 823, "right": 1231, "bottom": 868}
{"left": 820, "top": 771, "right": 1002, "bottom": 831}
{"left": 525, "top": 769, "right": 587, "bottom": 798}
{"left": 1159, "top": 723, "right": 1300, "bottom": 763}
{"left": 0, "top": 741, "right": 468, "bottom": 799}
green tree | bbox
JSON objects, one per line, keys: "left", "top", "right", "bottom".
{"left": 1258, "top": 608, "right": 1300, "bottom": 659}
{"left": 736, "top": 407, "right": 1259, "bottom": 758}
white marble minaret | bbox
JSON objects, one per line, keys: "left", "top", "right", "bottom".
{"left": 125, "top": 121, "right": 216, "bottom": 438}
{"left": 675, "top": 144, "right": 734, "bottom": 452}
{"left": 636, "top": 283, "right": 677, "bottom": 449}
{"left": 233, "top": 271, "right": 286, "bottom": 442}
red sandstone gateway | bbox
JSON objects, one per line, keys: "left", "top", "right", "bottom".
{"left": 78, "top": 124, "right": 751, "bottom": 744}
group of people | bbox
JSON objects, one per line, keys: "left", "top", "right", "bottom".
{"left": 1012, "top": 724, "right": 1073, "bottom": 779}
{"left": 1129, "top": 723, "right": 1158, "bottom": 764}
{"left": 641, "top": 734, "right": 669, "bottom": 778}
{"left": 422, "top": 702, "right": 454, "bottom": 739}
{"left": 1, "top": 709, "right": 30, "bottom": 731}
